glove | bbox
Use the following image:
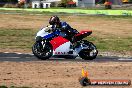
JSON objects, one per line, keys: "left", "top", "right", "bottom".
{"left": 45, "top": 25, "right": 53, "bottom": 32}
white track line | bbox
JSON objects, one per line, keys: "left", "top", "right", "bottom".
{"left": 2, "top": 52, "right": 132, "bottom": 61}
{"left": 0, "top": 57, "right": 20, "bottom": 59}
{"left": 118, "top": 58, "right": 132, "bottom": 61}
{"left": 4, "top": 52, "right": 10, "bottom": 53}
{"left": 2, "top": 52, "right": 34, "bottom": 55}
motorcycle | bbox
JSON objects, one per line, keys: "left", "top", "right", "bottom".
{"left": 32, "top": 26, "right": 98, "bottom": 60}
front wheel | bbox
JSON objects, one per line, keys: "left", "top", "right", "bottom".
{"left": 79, "top": 40, "right": 98, "bottom": 60}
{"left": 32, "top": 42, "right": 53, "bottom": 60}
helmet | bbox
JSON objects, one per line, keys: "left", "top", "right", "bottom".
{"left": 49, "top": 16, "right": 60, "bottom": 25}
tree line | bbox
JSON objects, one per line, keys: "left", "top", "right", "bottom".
{"left": 0, "top": 0, "right": 73, "bottom": 3}
{"left": 0, "top": 0, "right": 18, "bottom": 3}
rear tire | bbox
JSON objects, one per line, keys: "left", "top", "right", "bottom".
{"left": 79, "top": 40, "right": 98, "bottom": 60}
{"left": 32, "top": 42, "right": 53, "bottom": 60}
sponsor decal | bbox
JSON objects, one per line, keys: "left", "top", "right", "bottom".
{"left": 55, "top": 52, "right": 68, "bottom": 55}
{"left": 79, "top": 68, "right": 131, "bottom": 86}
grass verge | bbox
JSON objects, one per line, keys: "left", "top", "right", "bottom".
{"left": 0, "top": 8, "right": 132, "bottom": 15}
{"left": 0, "top": 29, "right": 37, "bottom": 52}
{"left": 0, "top": 28, "right": 131, "bottom": 53}
{"left": 0, "top": 14, "right": 131, "bottom": 55}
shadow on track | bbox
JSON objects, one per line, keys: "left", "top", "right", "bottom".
{"left": 0, "top": 52, "right": 131, "bottom": 62}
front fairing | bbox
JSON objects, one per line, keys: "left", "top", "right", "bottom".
{"left": 36, "top": 27, "right": 61, "bottom": 40}
{"left": 36, "top": 27, "right": 50, "bottom": 38}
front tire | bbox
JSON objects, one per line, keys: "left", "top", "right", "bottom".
{"left": 32, "top": 42, "right": 53, "bottom": 60}
{"left": 79, "top": 40, "right": 98, "bottom": 60}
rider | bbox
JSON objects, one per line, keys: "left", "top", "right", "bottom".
{"left": 49, "top": 16, "right": 79, "bottom": 44}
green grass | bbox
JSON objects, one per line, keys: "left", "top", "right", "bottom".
{"left": 0, "top": 8, "right": 132, "bottom": 16}
{"left": 0, "top": 13, "right": 131, "bottom": 53}
{"left": 87, "top": 35, "right": 132, "bottom": 52}
{"left": 0, "top": 28, "right": 131, "bottom": 53}
{"left": 0, "top": 29, "right": 37, "bottom": 50}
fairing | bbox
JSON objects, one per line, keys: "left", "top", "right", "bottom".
{"left": 50, "top": 36, "right": 71, "bottom": 55}
{"left": 75, "top": 30, "right": 92, "bottom": 42}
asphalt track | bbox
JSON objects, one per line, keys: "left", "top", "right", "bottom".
{"left": 0, "top": 52, "right": 132, "bottom": 62}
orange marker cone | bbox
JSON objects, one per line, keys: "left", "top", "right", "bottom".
{"left": 79, "top": 68, "right": 91, "bottom": 86}
{"left": 82, "top": 68, "right": 88, "bottom": 77}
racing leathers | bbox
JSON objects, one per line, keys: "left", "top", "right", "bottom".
{"left": 51, "top": 22, "right": 79, "bottom": 43}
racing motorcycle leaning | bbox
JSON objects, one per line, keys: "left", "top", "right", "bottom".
{"left": 32, "top": 25, "right": 98, "bottom": 60}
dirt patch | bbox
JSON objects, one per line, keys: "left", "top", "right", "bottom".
{"left": 0, "top": 61, "right": 132, "bottom": 88}
{"left": 0, "top": 14, "right": 132, "bottom": 38}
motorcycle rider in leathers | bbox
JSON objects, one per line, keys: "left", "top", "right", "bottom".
{"left": 48, "top": 16, "right": 79, "bottom": 45}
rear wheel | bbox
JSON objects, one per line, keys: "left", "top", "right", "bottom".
{"left": 32, "top": 42, "right": 53, "bottom": 60}
{"left": 79, "top": 40, "right": 98, "bottom": 60}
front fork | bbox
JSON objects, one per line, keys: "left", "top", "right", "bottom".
{"left": 41, "top": 40, "right": 46, "bottom": 49}
{"left": 36, "top": 36, "right": 47, "bottom": 50}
